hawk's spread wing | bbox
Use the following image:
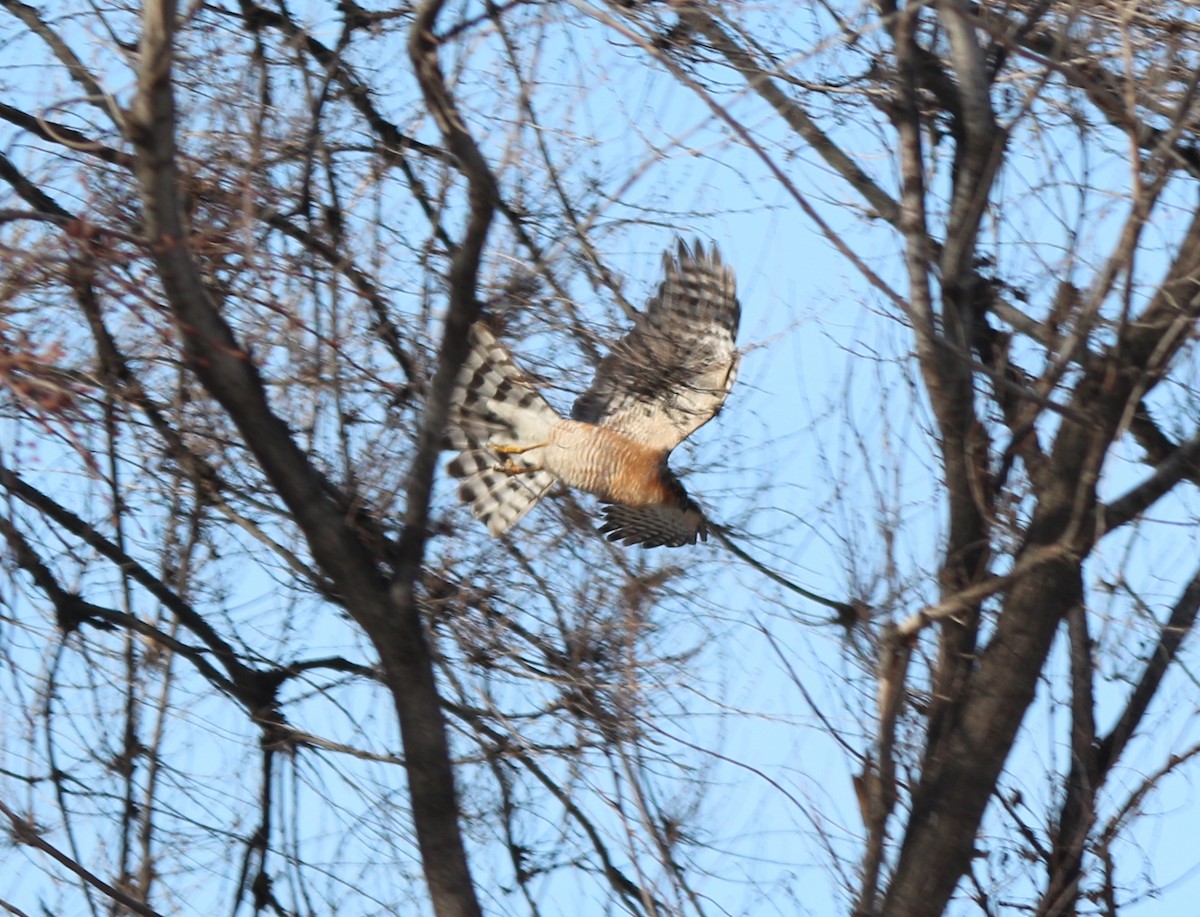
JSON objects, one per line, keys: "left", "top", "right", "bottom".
{"left": 598, "top": 501, "right": 708, "bottom": 548}
{"left": 572, "top": 240, "right": 740, "bottom": 453}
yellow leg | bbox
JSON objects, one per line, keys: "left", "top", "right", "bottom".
{"left": 489, "top": 440, "right": 547, "bottom": 455}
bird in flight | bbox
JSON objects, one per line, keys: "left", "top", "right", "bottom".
{"left": 446, "top": 239, "right": 740, "bottom": 547}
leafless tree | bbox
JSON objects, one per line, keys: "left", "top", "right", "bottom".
{"left": 2, "top": 2, "right": 1200, "bottom": 916}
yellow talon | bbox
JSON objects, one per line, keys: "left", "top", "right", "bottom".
{"left": 495, "top": 457, "right": 535, "bottom": 475}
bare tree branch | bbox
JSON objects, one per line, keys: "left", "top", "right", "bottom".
{"left": 126, "top": 5, "right": 482, "bottom": 913}
{"left": 0, "top": 799, "right": 167, "bottom": 917}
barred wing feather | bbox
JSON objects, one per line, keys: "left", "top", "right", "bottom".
{"left": 572, "top": 239, "right": 740, "bottom": 453}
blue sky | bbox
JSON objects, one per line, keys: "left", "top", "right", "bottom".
{"left": 3, "top": 2, "right": 1200, "bottom": 915}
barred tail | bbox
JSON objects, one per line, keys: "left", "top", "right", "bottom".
{"left": 446, "top": 324, "right": 560, "bottom": 536}
{"left": 446, "top": 449, "right": 556, "bottom": 536}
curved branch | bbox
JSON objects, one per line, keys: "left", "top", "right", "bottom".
{"left": 0, "top": 0, "right": 124, "bottom": 130}
{"left": 127, "top": 5, "right": 483, "bottom": 914}
{"left": 937, "top": 0, "right": 1005, "bottom": 291}
{"left": 398, "top": 0, "right": 499, "bottom": 562}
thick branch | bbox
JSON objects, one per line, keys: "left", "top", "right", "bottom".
{"left": 937, "top": 0, "right": 1005, "bottom": 291}
{"left": 1038, "top": 603, "right": 1098, "bottom": 917}
{"left": 127, "top": 4, "right": 481, "bottom": 915}
{"left": 399, "top": 0, "right": 498, "bottom": 565}
{"left": 884, "top": 187, "right": 1200, "bottom": 917}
